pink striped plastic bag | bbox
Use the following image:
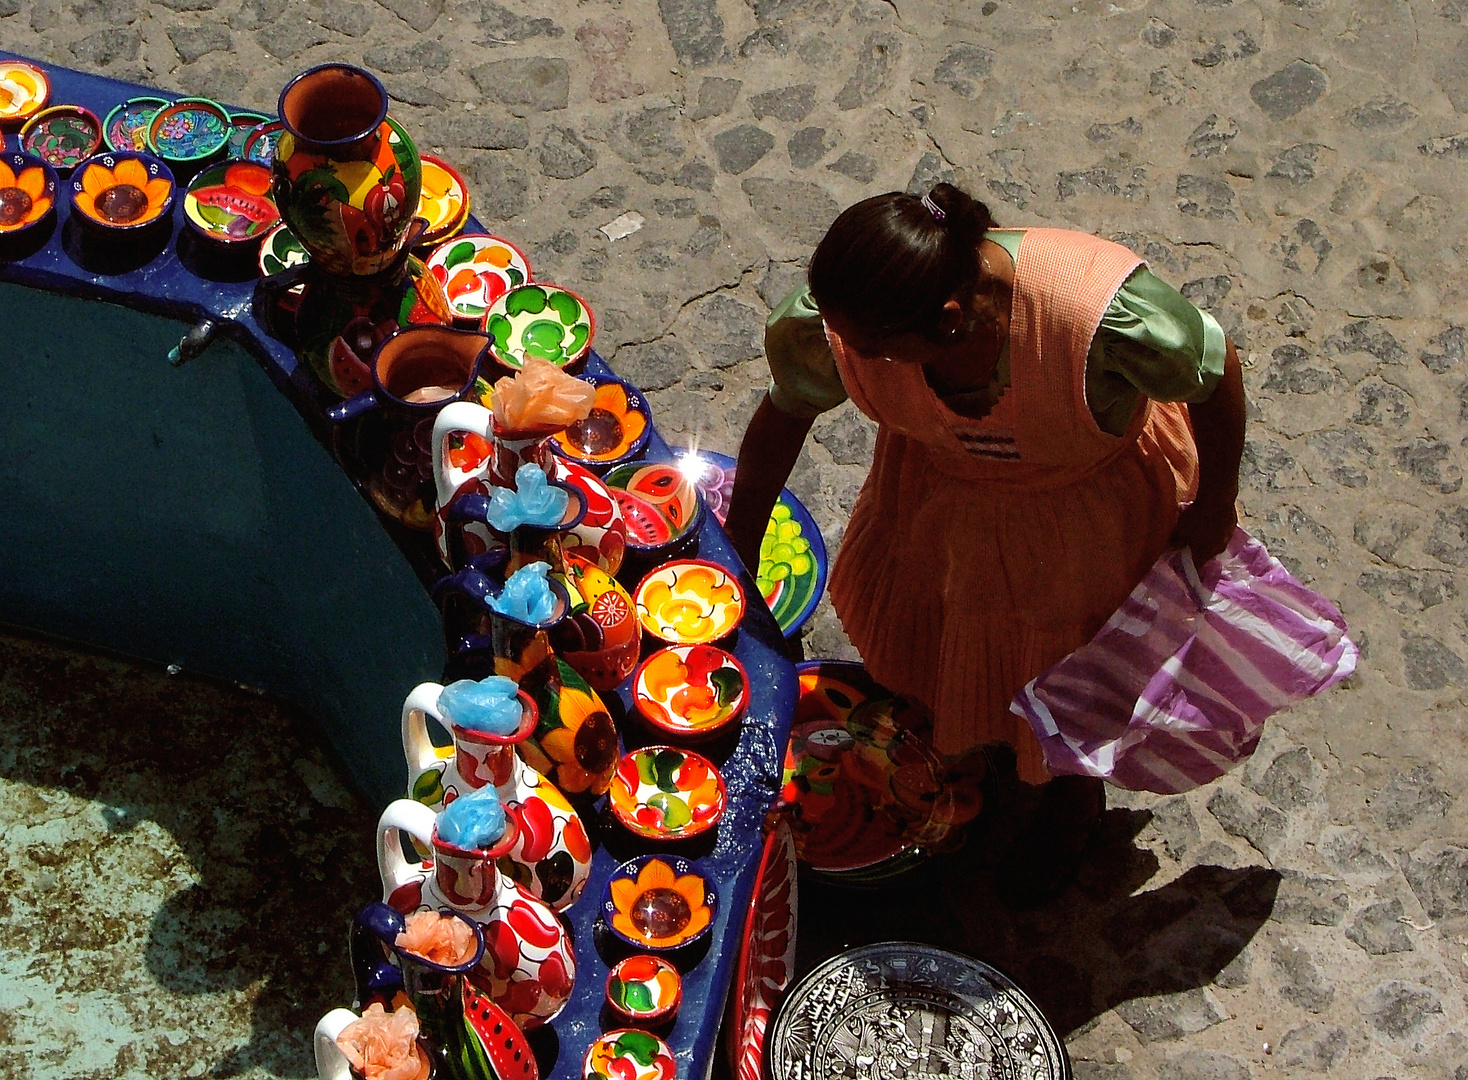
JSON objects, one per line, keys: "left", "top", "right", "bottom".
{"left": 1010, "top": 527, "right": 1358, "bottom": 794}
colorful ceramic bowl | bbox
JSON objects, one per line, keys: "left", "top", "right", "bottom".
{"left": 416, "top": 154, "right": 470, "bottom": 248}
{"left": 633, "top": 559, "right": 745, "bottom": 645}
{"left": 20, "top": 105, "right": 102, "bottom": 171}
{"left": 68, "top": 151, "right": 175, "bottom": 233}
{"left": 103, "top": 96, "right": 166, "bottom": 152}
{"left": 184, "top": 159, "right": 279, "bottom": 243}
{"left": 605, "top": 955, "right": 683, "bottom": 1025}
{"left": 258, "top": 222, "right": 310, "bottom": 276}
{"left": 634, "top": 644, "right": 748, "bottom": 741}
{"left": 602, "top": 854, "right": 719, "bottom": 952}
{"left": 0, "top": 61, "right": 50, "bottom": 129}
{"left": 147, "top": 97, "right": 230, "bottom": 171}
{"left": 485, "top": 283, "right": 594, "bottom": 371}
{"left": 0, "top": 150, "right": 58, "bottom": 236}
{"left": 225, "top": 109, "right": 272, "bottom": 158}
{"left": 427, "top": 233, "right": 531, "bottom": 328}
{"left": 242, "top": 120, "right": 284, "bottom": 167}
{"left": 601, "top": 461, "right": 703, "bottom": 558}
{"left": 609, "top": 746, "right": 727, "bottom": 840}
{"left": 549, "top": 374, "right": 652, "bottom": 472}
{"left": 583, "top": 1029, "right": 677, "bottom": 1080}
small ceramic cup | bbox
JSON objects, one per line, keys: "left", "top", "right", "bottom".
{"left": 0, "top": 60, "right": 51, "bottom": 130}
{"left": 605, "top": 954, "right": 682, "bottom": 1026}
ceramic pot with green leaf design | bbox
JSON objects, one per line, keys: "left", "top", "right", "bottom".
{"left": 486, "top": 283, "right": 595, "bottom": 372}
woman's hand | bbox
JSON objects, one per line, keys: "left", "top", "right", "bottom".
{"left": 1172, "top": 338, "right": 1245, "bottom": 565}
{"left": 1171, "top": 495, "right": 1238, "bottom": 564}
{"left": 725, "top": 394, "right": 816, "bottom": 575}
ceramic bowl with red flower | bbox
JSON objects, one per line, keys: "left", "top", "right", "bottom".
{"left": 601, "top": 854, "right": 718, "bottom": 953}
{"left": 68, "top": 151, "right": 175, "bottom": 233}
{"left": 609, "top": 746, "right": 727, "bottom": 841}
{"left": 550, "top": 373, "right": 652, "bottom": 473}
{"left": 0, "top": 150, "right": 58, "bottom": 237}
{"left": 426, "top": 233, "right": 531, "bottom": 329}
{"left": 633, "top": 644, "right": 748, "bottom": 742}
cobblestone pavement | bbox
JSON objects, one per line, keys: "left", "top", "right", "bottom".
{"left": 4, "top": 0, "right": 1468, "bottom": 1077}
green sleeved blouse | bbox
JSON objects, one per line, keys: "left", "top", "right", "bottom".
{"left": 765, "top": 230, "right": 1227, "bottom": 436}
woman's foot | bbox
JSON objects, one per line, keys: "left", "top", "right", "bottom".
{"left": 995, "top": 774, "right": 1105, "bottom": 909}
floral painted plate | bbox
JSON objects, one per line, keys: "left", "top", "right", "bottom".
{"left": 21, "top": 104, "right": 102, "bottom": 171}
{"left": 601, "top": 854, "right": 718, "bottom": 953}
{"left": 672, "top": 448, "right": 827, "bottom": 639}
{"left": 609, "top": 746, "right": 727, "bottom": 840}
{"left": 633, "top": 560, "right": 745, "bottom": 645}
{"left": 147, "top": 97, "right": 230, "bottom": 169}
{"left": 550, "top": 373, "right": 651, "bottom": 472}
{"left": 606, "top": 954, "right": 682, "bottom": 1025}
{"left": 486, "top": 283, "right": 593, "bottom": 370}
{"left": 242, "top": 120, "right": 283, "bottom": 167}
{"left": 0, "top": 151, "right": 57, "bottom": 236}
{"left": 257, "top": 222, "right": 310, "bottom": 277}
{"left": 184, "top": 159, "right": 279, "bottom": 243}
{"left": 68, "top": 151, "right": 175, "bottom": 233}
{"left": 416, "top": 154, "right": 470, "bottom": 248}
{"left": 633, "top": 644, "right": 747, "bottom": 741}
{"left": 103, "top": 96, "right": 166, "bottom": 152}
{"left": 426, "top": 233, "right": 531, "bottom": 328}
{"left": 0, "top": 61, "right": 50, "bottom": 128}
{"left": 583, "top": 1029, "right": 677, "bottom": 1080}
{"left": 601, "top": 461, "right": 702, "bottom": 559}
{"left": 225, "top": 109, "right": 272, "bottom": 158}
{"left": 728, "top": 817, "right": 798, "bottom": 1080}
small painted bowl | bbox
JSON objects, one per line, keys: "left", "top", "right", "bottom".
{"left": 103, "top": 96, "right": 166, "bottom": 153}
{"left": 633, "top": 560, "right": 745, "bottom": 646}
{"left": 601, "top": 461, "right": 703, "bottom": 559}
{"left": 427, "top": 233, "right": 531, "bottom": 328}
{"left": 609, "top": 746, "right": 727, "bottom": 840}
{"left": 417, "top": 154, "right": 471, "bottom": 248}
{"left": 550, "top": 374, "right": 652, "bottom": 472}
{"left": 184, "top": 159, "right": 279, "bottom": 244}
{"left": 605, "top": 955, "right": 683, "bottom": 1025}
{"left": 0, "top": 150, "right": 58, "bottom": 236}
{"left": 225, "top": 109, "right": 272, "bottom": 158}
{"left": 602, "top": 854, "right": 718, "bottom": 953}
{"left": 68, "top": 151, "right": 175, "bottom": 233}
{"left": 147, "top": 97, "right": 230, "bottom": 171}
{"left": 20, "top": 104, "right": 103, "bottom": 171}
{"left": 257, "top": 222, "right": 309, "bottom": 277}
{"left": 242, "top": 120, "right": 284, "bottom": 167}
{"left": 583, "top": 1029, "right": 677, "bottom": 1080}
{"left": 485, "top": 283, "right": 594, "bottom": 371}
{"left": 634, "top": 644, "right": 748, "bottom": 741}
{"left": 0, "top": 61, "right": 51, "bottom": 128}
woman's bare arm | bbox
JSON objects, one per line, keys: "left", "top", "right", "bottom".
{"left": 1171, "top": 338, "right": 1245, "bottom": 563}
{"left": 723, "top": 394, "right": 816, "bottom": 575}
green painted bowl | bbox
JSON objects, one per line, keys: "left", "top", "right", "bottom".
{"left": 485, "top": 282, "right": 594, "bottom": 372}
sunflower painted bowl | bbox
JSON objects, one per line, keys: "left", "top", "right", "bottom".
{"left": 601, "top": 461, "right": 702, "bottom": 559}
{"left": 416, "top": 154, "right": 471, "bottom": 248}
{"left": 583, "top": 1029, "right": 677, "bottom": 1080}
{"left": 147, "top": 97, "right": 230, "bottom": 173}
{"left": 549, "top": 373, "right": 652, "bottom": 472}
{"left": 0, "top": 151, "right": 58, "bottom": 236}
{"left": 605, "top": 955, "right": 682, "bottom": 1025}
{"left": 184, "top": 159, "right": 279, "bottom": 243}
{"left": 486, "top": 283, "right": 594, "bottom": 371}
{"left": 426, "top": 233, "right": 531, "bottom": 328}
{"left": 257, "top": 222, "right": 309, "bottom": 277}
{"left": 633, "top": 560, "right": 745, "bottom": 646}
{"left": 0, "top": 61, "right": 51, "bottom": 129}
{"left": 103, "top": 96, "right": 166, "bottom": 152}
{"left": 68, "top": 152, "right": 175, "bottom": 233}
{"left": 21, "top": 104, "right": 102, "bottom": 171}
{"left": 602, "top": 854, "right": 718, "bottom": 952}
{"left": 633, "top": 644, "right": 748, "bottom": 741}
{"left": 609, "top": 746, "right": 727, "bottom": 840}
{"left": 242, "top": 120, "right": 283, "bottom": 167}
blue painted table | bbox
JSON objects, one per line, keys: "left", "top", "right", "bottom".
{"left": 0, "top": 51, "right": 796, "bottom": 1080}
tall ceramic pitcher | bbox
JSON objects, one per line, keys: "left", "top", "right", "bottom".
{"left": 401, "top": 680, "right": 592, "bottom": 911}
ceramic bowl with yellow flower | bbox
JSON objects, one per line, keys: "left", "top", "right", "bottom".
{"left": 68, "top": 152, "right": 175, "bottom": 233}
{"left": 0, "top": 151, "right": 58, "bottom": 237}
{"left": 415, "top": 154, "right": 471, "bottom": 249}
{"left": 633, "top": 560, "right": 746, "bottom": 646}
{"left": 633, "top": 644, "right": 748, "bottom": 741}
{"left": 602, "top": 854, "right": 718, "bottom": 953}
{"left": 583, "top": 1029, "right": 677, "bottom": 1080}
{"left": 609, "top": 746, "right": 727, "bottom": 841}
{"left": 550, "top": 373, "right": 652, "bottom": 473}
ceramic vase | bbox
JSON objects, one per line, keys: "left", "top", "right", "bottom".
{"left": 377, "top": 799, "right": 576, "bottom": 1030}
{"left": 401, "top": 681, "right": 592, "bottom": 911}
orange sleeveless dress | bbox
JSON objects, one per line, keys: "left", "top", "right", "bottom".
{"left": 827, "top": 228, "right": 1200, "bottom": 784}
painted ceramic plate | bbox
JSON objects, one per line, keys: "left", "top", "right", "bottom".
{"left": 184, "top": 159, "right": 279, "bottom": 243}
{"left": 605, "top": 954, "right": 682, "bottom": 1025}
{"left": 0, "top": 61, "right": 50, "bottom": 127}
{"left": 225, "top": 109, "right": 272, "bottom": 158}
{"left": 103, "top": 96, "right": 166, "bottom": 152}
{"left": 68, "top": 152, "right": 175, "bottom": 232}
{"left": 0, "top": 150, "right": 57, "bottom": 235}
{"left": 426, "top": 233, "right": 531, "bottom": 325}
{"left": 20, "top": 105, "right": 102, "bottom": 170}
{"left": 634, "top": 560, "right": 744, "bottom": 645}
{"left": 609, "top": 746, "right": 727, "bottom": 840}
{"left": 257, "top": 222, "right": 310, "bottom": 276}
{"left": 147, "top": 97, "right": 229, "bottom": 166}
{"left": 550, "top": 374, "right": 651, "bottom": 472}
{"left": 601, "top": 854, "right": 719, "bottom": 953}
{"left": 416, "top": 154, "right": 470, "bottom": 247}
{"left": 672, "top": 448, "right": 828, "bottom": 639}
{"left": 633, "top": 644, "right": 748, "bottom": 741}
{"left": 486, "top": 283, "right": 593, "bottom": 370}
{"left": 728, "top": 817, "right": 798, "bottom": 1080}
{"left": 768, "top": 943, "right": 1071, "bottom": 1080}
{"left": 601, "top": 461, "right": 702, "bottom": 558}
{"left": 242, "top": 120, "right": 283, "bottom": 167}
{"left": 583, "top": 1029, "right": 677, "bottom": 1080}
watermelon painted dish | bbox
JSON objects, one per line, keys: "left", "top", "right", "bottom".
{"left": 183, "top": 159, "right": 279, "bottom": 243}
{"left": 600, "top": 460, "right": 702, "bottom": 561}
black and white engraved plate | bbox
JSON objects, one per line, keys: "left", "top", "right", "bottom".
{"left": 767, "top": 942, "right": 1069, "bottom": 1080}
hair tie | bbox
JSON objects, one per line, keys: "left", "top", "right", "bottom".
{"left": 920, "top": 192, "right": 946, "bottom": 223}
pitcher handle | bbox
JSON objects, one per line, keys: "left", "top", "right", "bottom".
{"left": 432, "top": 400, "right": 495, "bottom": 507}
{"left": 313, "top": 1009, "right": 360, "bottom": 1080}
{"left": 401, "top": 681, "right": 447, "bottom": 792}
{"left": 376, "top": 799, "right": 438, "bottom": 898}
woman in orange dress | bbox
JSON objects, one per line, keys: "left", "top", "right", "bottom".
{"left": 725, "top": 185, "right": 1245, "bottom": 902}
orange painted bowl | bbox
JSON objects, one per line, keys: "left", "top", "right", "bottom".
{"left": 0, "top": 60, "right": 51, "bottom": 129}
{"left": 633, "top": 559, "right": 745, "bottom": 645}
{"left": 67, "top": 151, "right": 175, "bottom": 234}
{"left": 583, "top": 1029, "right": 678, "bottom": 1080}
{"left": 601, "top": 461, "right": 703, "bottom": 559}
{"left": 20, "top": 104, "right": 102, "bottom": 172}
{"left": 601, "top": 853, "right": 719, "bottom": 953}
{"left": 416, "top": 154, "right": 471, "bottom": 248}
{"left": 605, "top": 954, "right": 683, "bottom": 1025}
{"left": 633, "top": 644, "right": 748, "bottom": 742}
{"left": 0, "top": 150, "right": 58, "bottom": 237}
{"left": 608, "top": 746, "right": 727, "bottom": 841}
{"left": 549, "top": 373, "right": 652, "bottom": 473}
{"left": 183, "top": 159, "right": 279, "bottom": 244}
